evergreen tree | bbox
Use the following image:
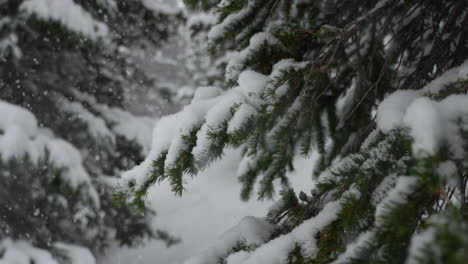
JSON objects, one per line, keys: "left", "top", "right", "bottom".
{"left": 0, "top": 0, "right": 181, "bottom": 263}
{"left": 173, "top": 2, "right": 229, "bottom": 105}
{"left": 120, "top": 0, "right": 468, "bottom": 263}
{"left": 184, "top": 3, "right": 227, "bottom": 88}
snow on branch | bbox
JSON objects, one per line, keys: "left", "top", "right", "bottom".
{"left": 0, "top": 239, "right": 96, "bottom": 264}
{"left": 208, "top": 0, "right": 261, "bottom": 43}
{"left": 20, "top": 0, "right": 108, "bottom": 40}
{"left": 227, "top": 188, "right": 359, "bottom": 264}
{"left": 0, "top": 100, "right": 99, "bottom": 206}
{"left": 185, "top": 216, "right": 274, "bottom": 264}
{"left": 120, "top": 59, "right": 307, "bottom": 203}
{"left": 70, "top": 91, "right": 156, "bottom": 154}
{"left": 226, "top": 32, "right": 285, "bottom": 83}
{"left": 0, "top": 239, "right": 59, "bottom": 264}
{"left": 376, "top": 59, "right": 468, "bottom": 158}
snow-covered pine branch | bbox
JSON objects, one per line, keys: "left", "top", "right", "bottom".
{"left": 121, "top": 0, "right": 468, "bottom": 263}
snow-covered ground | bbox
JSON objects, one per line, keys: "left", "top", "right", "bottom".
{"left": 103, "top": 149, "right": 317, "bottom": 264}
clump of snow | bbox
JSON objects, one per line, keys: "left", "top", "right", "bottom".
{"left": 238, "top": 70, "right": 269, "bottom": 99}
{"left": 54, "top": 243, "right": 96, "bottom": 264}
{"left": 378, "top": 94, "right": 468, "bottom": 157}
{"left": 0, "top": 100, "right": 99, "bottom": 206}
{"left": 141, "top": 0, "right": 182, "bottom": 15}
{"left": 237, "top": 154, "right": 259, "bottom": 176}
{"left": 225, "top": 32, "right": 284, "bottom": 82}
{"left": 376, "top": 60, "right": 468, "bottom": 157}
{"left": 375, "top": 176, "right": 418, "bottom": 225}
{"left": 0, "top": 239, "right": 58, "bottom": 264}
{"left": 47, "top": 138, "right": 84, "bottom": 181}
{"left": 184, "top": 216, "right": 274, "bottom": 264}
{"left": 0, "top": 239, "right": 96, "bottom": 264}
{"left": 377, "top": 59, "right": 468, "bottom": 131}
{"left": 268, "top": 59, "right": 307, "bottom": 82}
{"left": 436, "top": 160, "right": 458, "bottom": 187}
{"left": 191, "top": 92, "right": 243, "bottom": 160}
{"left": 121, "top": 98, "right": 217, "bottom": 188}
{"left": 336, "top": 78, "right": 357, "bottom": 121}
{"left": 228, "top": 104, "right": 257, "bottom": 133}
{"left": 223, "top": 216, "right": 274, "bottom": 245}
{"left": 57, "top": 97, "right": 115, "bottom": 142}
{"left": 436, "top": 160, "right": 458, "bottom": 177}
{"left": 376, "top": 90, "right": 420, "bottom": 132}
{"left": 331, "top": 231, "right": 375, "bottom": 264}
{"left": 114, "top": 114, "right": 155, "bottom": 153}
{"left": 68, "top": 90, "right": 156, "bottom": 154}
{"left": 192, "top": 86, "right": 223, "bottom": 102}
{"left": 274, "top": 84, "right": 289, "bottom": 98}
{"left": 317, "top": 153, "right": 361, "bottom": 184}
{"left": 0, "top": 100, "right": 38, "bottom": 137}
{"left": 0, "top": 31, "right": 22, "bottom": 58}
{"left": 265, "top": 59, "right": 308, "bottom": 101}
{"left": 225, "top": 251, "right": 251, "bottom": 263}
{"left": 181, "top": 73, "right": 265, "bottom": 166}
{"left": 405, "top": 227, "right": 436, "bottom": 264}
{"left": 265, "top": 95, "right": 302, "bottom": 140}
{"left": 190, "top": 71, "right": 268, "bottom": 156}
{"left": 333, "top": 176, "right": 418, "bottom": 263}
{"left": 208, "top": 1, "right": 255, "bottom": 42}
{"left": 20, "top": 0, "right": 108, "bottom": 40}
{"left": 402, "top": 98, "right": 443, "bottom": 156}
{"left": 421, "top": 59, "right": 468, "bottom": 94}
{"left": 218, "top": 0, "right": 235, "bottom": 8}
{"left": 360, "top": 129, "right": 380, "bottom": 150}
{"left": 371, "top": 174, "right": 397, "bottom": 207}
{"left": 222, "top": 188, "right": 360, "bottom": 264}
{"left": 98, "top": 106, "right": 155, "bottom": 154}
{"left": 187, "top": 13, "right": 217, "bottom": 28}
{"left": 164, "top": 100, "right": 218, "bottom": 168}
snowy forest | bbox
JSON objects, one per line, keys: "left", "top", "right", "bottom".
{"left": 0, "top": 0, "right": 467, "bottom": 263}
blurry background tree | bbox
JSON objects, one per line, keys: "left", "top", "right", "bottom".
{"left": 120, "top": 0, "right": 468, "bottom": 263}
{"left": 0, "top": 0, "right": 182, "bottom": 263}
{"left": 173, "top": 0, "right": 239, "bottom": 104}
